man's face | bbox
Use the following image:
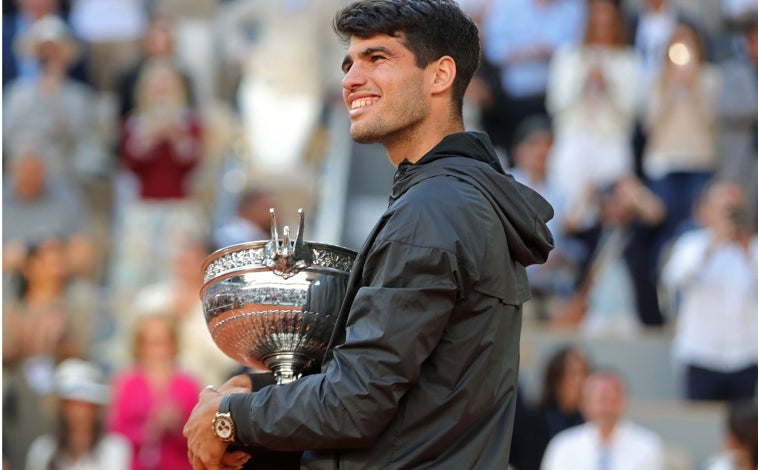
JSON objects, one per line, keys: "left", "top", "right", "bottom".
{"left": 341, "top": 34, "right": 430, "bottom": 145}
{"left": 582, "top": 374, "right": 625, "bottom": 427}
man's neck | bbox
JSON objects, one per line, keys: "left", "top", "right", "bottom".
{"left": 385, "top": 120, "right": 464, "bottom": 167}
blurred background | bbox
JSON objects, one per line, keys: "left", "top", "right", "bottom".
{"left": 2, "top": 0, "right": 757, "bottom": 469}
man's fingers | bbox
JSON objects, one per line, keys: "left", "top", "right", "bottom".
{"left": 222, "top": 450, "right": 251, "bottom": 466}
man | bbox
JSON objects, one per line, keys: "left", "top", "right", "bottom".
{"left": 661, "top": 179, "right": 758, "bottom": 402}
{"left": 183, "top": 1, "right": 554, "bottom": 468}
{"left": 541, "top": 370, "right": 665, "bottom": 470}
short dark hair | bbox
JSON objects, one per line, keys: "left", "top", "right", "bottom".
{"left": 333, "top": 0, "right": 481, "bottom": 117}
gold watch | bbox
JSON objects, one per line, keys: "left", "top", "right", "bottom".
{"left": 212, "top": 395, "right": 236, "bottom": 442}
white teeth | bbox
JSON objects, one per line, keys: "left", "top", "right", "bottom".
{"left": 351, "top": 98, "right": 376, "bottom": 110}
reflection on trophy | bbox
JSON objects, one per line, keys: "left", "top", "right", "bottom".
{"left": 200, "top": 209, "right": 356, "bottom": 385}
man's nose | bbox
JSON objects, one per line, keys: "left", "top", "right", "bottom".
{"left": 342, "top": 63, "right": 367, "bottom": 91}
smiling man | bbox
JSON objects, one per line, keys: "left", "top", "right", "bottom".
{"left": 183, "top": 1, "right": 554, "bottom": 469}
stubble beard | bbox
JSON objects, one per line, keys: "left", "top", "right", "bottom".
{"left": 348, "top": 83, "right": 428, "bottom": 148}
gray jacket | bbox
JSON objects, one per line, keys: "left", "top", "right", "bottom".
{"left": 230, "top": 132, "right": 554, "bottom": 469}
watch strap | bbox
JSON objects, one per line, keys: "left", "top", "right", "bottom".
{"left": 219, "top": 394, "right": 233, "bottom": 414}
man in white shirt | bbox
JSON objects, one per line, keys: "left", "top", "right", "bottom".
{"left": 541, "top": 370, "right": 665, "bottom": 470}
{"left": 661, "top": 179, "right": 758, "bottom": 401}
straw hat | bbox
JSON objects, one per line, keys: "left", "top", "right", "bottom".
{"left": 53, "top": 358, "right": 110, "bottom": 405}
{"left": 15, "top": 15, "right": 81, "bottom": 62}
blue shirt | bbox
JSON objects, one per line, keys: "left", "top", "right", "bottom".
{"left": 481, "top": 0, "right": 585, "bottom": 98}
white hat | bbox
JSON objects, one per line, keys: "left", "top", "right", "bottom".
{"left": 53, "top": 359, "right": 110, "bottom": 405}
{"left": 15, "top": 15, "right": 81, "bottom": 62}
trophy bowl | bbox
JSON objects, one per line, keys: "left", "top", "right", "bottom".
{"left": 200, "top": 209, "right": 356, "bottom": 385}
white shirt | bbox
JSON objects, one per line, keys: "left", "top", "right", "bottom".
{"left": 662, "top": 230, "right": 758, "bottom": 371}
{"left": 25, "top": 434, "right": 132, "bottom": 470}
{"left": 541, "top": 421, "right": 665, "bottom": 470}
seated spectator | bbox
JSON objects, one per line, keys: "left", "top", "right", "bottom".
{"left": 705, "top": 400, "right": 758, "bottom": 470}
{"left": 541, "top": 369, "right": 665, "bottom": 470}
{"left": 213, "top": 188, "right": 274, "bottom": 250}
{"left": 546, "top": 0, "right": 639, "bottom": 217}
{"left": 116, "top": 17, "right": 193, "bottom": 122}
{"left": 2, "top": 0, "right": 87, "bottom": 88}
{"left": 717, "top": 12, "right": 758, "bottom": 236}
{"left": 2, "top": 140, "right": 98, "bottom": 282}
{"left": 107, "top": 313, "right": 201, "bottom": 470}
{"left": 130, "top": 236, "right": 239, "bottom": 386}
{"left": 25, "top": 358, "right": 132, "bottom": 470}
{"left": 462, "top": 0, "right": 586, "bottom": 155}
{"left": 110, "top": 59, "right": 206, "bottom": 298}
{"left": 3, "top": 14, "right": 108, "bottom": 182}
{"left": 661, "top": 179, "right": 758, "bottom": 402}
{"left": 522, "top": 345, "right": 590, "bottom": 470}
{"left": 2, "top": 236, "right": 99, "bottom": 470}
{"left": 555, "top": 175, "right": 666, "bottom": 332}
{"left": 641, "top": 17, "right": 721, "bottom": 267}
{"left": 68, "top": 0, "right": 147, "bottom": 93}
{"left": 508, "top": 117, "right": 578, "bottom": 320}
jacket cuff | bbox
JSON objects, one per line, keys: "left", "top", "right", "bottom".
{"left": 229, "top": 393, "right": 256, "bottom": 444}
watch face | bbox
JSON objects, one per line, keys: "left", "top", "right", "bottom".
{"left": 213, "top": 414, "right": 234, "bottom": 440}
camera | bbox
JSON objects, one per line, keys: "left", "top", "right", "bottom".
{"left": 728, "top": 206, "right": 748, "bottom": 232}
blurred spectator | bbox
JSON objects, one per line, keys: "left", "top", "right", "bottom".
{"left": 522, "top": 345, "right": 590, "bottom": 470}
{"left": 556, "top": 175, "right": 666, "bottom": 332}
{"left": 705, "top": 400, "right": 758, "bottom": 470}
{"left": 116, "top": 17, "right": 194, "bottom": 122}
{"left": 2, "top": 0, "right": 87, "bottom": 88}
{"left": 68, "top": 0, "right": 147, "bottom": 93}
{"left": 213, "top": 188, "right": 274, "bottom": 250}
{"left": 2, "top": 236, "right": 99, "bottom": 470}
{"left": 2, "top": 141, "right": 98, "bottom": 281}
{"left": 215, "top": 0, "right": 376, "bottom": 174}
{"left": 3, "top": 14, "right": 108, "bottom": 182}
{"left": 627, "top": 0, "right": 684, "bottom": 96}
{"left": 461, "top": 0, "right": 586, "bottom": 156}
{"left": 661, "top": 179, "right": 758, "bottom": 402}
{"left": 130, "top": 236, "right": 239, "bottom": 387}
{"left": 508, "top": 117, "right": 577, "bottom": 319}
{"left": 541, "top": 369, "right": 665, "bottom": 470}
{"left": 546, "top": 0, "right": 639, "bottom": 218}
{"left": 25, "top": 358, "right": 132, "bottom": 470}
{"left": 149, "top": 0, "right": 221, "bottom": 107}
{"left": 110, "top": 59, "right": 206, "bottom": 298}
{"left": 107, "top": 313, "right": 201, "bottom": 470}
{"left": 717, "top": 13, "right": 758, "bottom": 236}
{"left": 642, "top": 18, "right": 721, "bottom": 264}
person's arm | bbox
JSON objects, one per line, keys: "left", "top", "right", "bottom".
{"left": 184, "top": 239, "right": 460, "bottom": 465}
{"left": 660, "top": 232, "right": 712, "bottom": 289}
{"left": 233, "top": 240, "right": 459, "bottom": 449}
{"left": 545, "top": 47, "right": 586, "bottom": 116}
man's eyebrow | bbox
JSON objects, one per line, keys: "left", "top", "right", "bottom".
{"left": 342, "top": 46, "right": 395, "bottom": 70}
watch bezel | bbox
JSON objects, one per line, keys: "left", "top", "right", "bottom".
{"left": 212, "top": 411, "right": 236, "bottom": 442}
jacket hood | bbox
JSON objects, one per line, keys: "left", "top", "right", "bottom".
{"left": 391, "top": 132, "right": 554, "bottom": 266}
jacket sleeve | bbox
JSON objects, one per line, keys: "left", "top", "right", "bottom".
{"left": 230, "top": 239, "right": 461, "bottom": 451}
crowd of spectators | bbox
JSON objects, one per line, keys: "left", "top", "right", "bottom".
{"left": 2, "top": 0, "right": 757, "bottom": 469}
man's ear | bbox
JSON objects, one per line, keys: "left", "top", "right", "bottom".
{"left": 430, "top": 55, "right": 456, "bottom": 95}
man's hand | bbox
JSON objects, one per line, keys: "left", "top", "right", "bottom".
{"left": 218, "top": 374, "right": 254, "bottom": 395}
{"left": 184, "top": 386, "right": 250, "bottom": 470}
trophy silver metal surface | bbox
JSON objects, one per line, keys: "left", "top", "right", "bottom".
{"left": 200, "top": 209, "right": 356, "bottom": 385}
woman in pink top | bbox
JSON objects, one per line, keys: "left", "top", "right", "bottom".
{"left": 108, "top": 313, "right": 202, "bottom": 470}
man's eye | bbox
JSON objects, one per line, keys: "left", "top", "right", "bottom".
{"left": 370, "top": 55, "right": 386, "bottom": 63}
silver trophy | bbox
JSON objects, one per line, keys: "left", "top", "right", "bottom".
{"left": 200, "top": 209, "right": 356, "bottom": 385}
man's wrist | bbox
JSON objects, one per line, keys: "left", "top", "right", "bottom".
{"left": 212, "top": 394, "right": 237, "bottom": 442}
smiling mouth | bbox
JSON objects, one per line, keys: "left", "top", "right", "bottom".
{"left": 350, "top": 97, "right": 379, "bottom": 110}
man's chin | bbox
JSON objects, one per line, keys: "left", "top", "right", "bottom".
{"left": 349, "top": 125, "right": 381, "bottom": 145}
